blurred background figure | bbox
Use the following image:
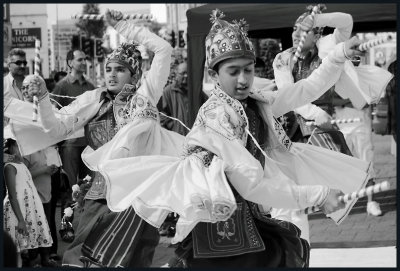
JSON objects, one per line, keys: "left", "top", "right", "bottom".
{"left": 254, "top": 57, "right": 266, "bottom": 78}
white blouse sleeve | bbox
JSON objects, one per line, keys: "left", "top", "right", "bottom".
{"left": 114, "top": 20, "right": 172, "bottom": 106}
{"left": 271, "top": 42, "right": 347, "bottom": 117}
{"left": 187, "top": 103, "right": 329, "bottom": 210}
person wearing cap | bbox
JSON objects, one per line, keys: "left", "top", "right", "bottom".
{"left": 83, "top": 9, "right": 374, "bottom": 267}
{"left": 5, "top": 9, "right": 183, "bottom": 267}
{"left": 272, "top": 6, "right": 392, "bottom": 230}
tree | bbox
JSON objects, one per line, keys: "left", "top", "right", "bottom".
{"left": 75, "top": 4, "right": 106, "bottom": 38}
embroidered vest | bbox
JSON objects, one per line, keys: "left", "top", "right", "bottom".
{"left": 84, "top": 87, "right": 159, "bottom": 200}
{"left": 84, "top": 95, "right": 118, "bottom": 200}
{"left": 191, "top": 98, "right": 269, "bottom": 258}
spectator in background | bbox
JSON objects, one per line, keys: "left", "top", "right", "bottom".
{"left": 4, "top": 48, "right": 27, "bottom": 125}
{"left": 51, "top": 50, "right": 95, "bottom": 189}
{"left": 44, "top": 79, "right": 56, "bottom": 93}
{"left": 254, "top": 57, "right": 266, "bottom": 78}
{"left": 20, "top": 77, "right": 62, "bottom": 265}
{"left": 158, "top": 61, "right": 190, "bottom": 136}
{"left": 259, "top": 39, "right": 281, "bottom": 80}
{"left": 3, "top": 138, "right": 55, "bottom": 267}
{"left": 54, "top": 71, "right": 67, "bottom": 83}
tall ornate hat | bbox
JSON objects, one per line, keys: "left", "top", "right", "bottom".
{"left": 107, "top": 42, "right": 142, "bottom": 76}
{"left": 295, "top": 4, "right": 327, "bottom": 35}
{"left": 205, "top": 9, "right": 255, "bottom": 70}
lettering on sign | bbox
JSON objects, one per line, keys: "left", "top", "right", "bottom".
{"left": 12, "top": 27, "right": 41, "bottom": 48}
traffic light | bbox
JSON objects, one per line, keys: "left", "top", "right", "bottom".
{"left": 178, "top": 30, "right": 186, "bottom": 48}
{"left": 170, "top": 30, "right": 176, "bottom": 48}
{"left": 81, "top": 36, "right": 94, "bottom": 58}
{"left": 71, "top": 35, "right": 80, "bottom": 50}
{"left": 94, "top": 39, "right": 103, "bottom": 58}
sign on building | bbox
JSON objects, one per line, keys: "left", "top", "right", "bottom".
{"left": 12, "top": 28, "right": 41, "bottom": 48}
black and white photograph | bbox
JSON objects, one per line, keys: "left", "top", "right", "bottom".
{"left": 2, "top": 2, "right": 397, "bottom": 268}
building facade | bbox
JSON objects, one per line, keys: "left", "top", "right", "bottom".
{"left": 50, "top": 19, "right": 80, "bottom": 72}
{"left": 165, "top": 3, "right": 204, "bottom": 48}
{"left": 9, "top": 4, "right": 50, "bottom": 78}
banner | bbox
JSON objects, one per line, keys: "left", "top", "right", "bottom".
{"left": 12, "top": 27, "right": 41, "bottom": 48}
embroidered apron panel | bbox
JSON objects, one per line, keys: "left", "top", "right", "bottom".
{"left": 192, "top": 200, "right": 265, "bottom": 258}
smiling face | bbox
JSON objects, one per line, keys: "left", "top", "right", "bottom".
{"left": 8, "top": 54, "right": 27, "bottom": 77}
{"left": 21, "top": 77, "right": 33, "bottom": 102}
{"left": 69, "top": 50, "right": 87, "bottom": 73}
{"left": 105, "top": 62, "right": 134, "bottom": 95}
{"left": 208, "top": 57, "right": 255, "bottom": 100}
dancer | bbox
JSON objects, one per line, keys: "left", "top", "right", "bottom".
{"left": 5, "top": 9, "right": 183, "bottom": 267}
{"left": 83, "top": 9, "right": 371, "bottom": 267}
{"left": 273, "top": 6, "right": 392, "bottom": 240}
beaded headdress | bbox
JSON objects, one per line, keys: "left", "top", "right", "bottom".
{"left": 295, "top": 4, "right": 327, "bottom": 35}
{"left": 205, "top": 9, "right": 255, "bottom": 70}
{"left": 106, "top": 42, "right": 142, "bottom": 76}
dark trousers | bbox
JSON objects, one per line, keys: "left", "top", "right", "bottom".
{"left": 60, "top": 145, "right": 90, "bottom": 187}
{"left": 62, "top": 199, "right": 159, "bottom": 267}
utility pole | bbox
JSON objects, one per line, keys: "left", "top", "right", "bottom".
{"left": 56, "top": 4, "right": 61, "bottom": 71}
{"left": 174, "top": 5, "right": 179, "bottom": 49}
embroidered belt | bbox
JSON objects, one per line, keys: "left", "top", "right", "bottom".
{"left": 192, "top": 198, "right": 265, "bottom": 258}
{"left": 273, "top": 116, "right": 293, "bottom": 151}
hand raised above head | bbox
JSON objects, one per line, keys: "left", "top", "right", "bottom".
{"left": 105, "top": 9, "right": 123, "bottom": 28}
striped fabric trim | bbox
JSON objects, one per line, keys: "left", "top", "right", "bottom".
{"left": 83, "top": 207, "right": 145, "bottom": 267}
{"left": 308, "top": 132, "right": 340, "bottom": 152}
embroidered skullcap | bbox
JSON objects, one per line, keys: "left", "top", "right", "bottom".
{"left": 106, "top": 42, "right": 142, "bottom": 75}
{"left": 205, "top": 9, "right": 255, "bottom": 70}
{"left": 295, "top": 4, "right": 327, "bottom": 35}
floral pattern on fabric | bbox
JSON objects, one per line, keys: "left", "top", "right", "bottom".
{"left": 3, "top": 163, "right": 52, "bottom": 252}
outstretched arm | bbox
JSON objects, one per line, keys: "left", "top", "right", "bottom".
{"left": 271, "top": 37, "right": 363, "bottom": 117}
{"left": 188, "top": 102, "right": 344, "bottom": 213}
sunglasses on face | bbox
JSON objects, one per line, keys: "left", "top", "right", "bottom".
{"left": 10, "top": 60, "right": 28, "bottom": 66}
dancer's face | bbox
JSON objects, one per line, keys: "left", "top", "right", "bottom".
{"left": 292, "top": 23, "right": 317, "bottom": 52}
{"left": 105, "top": 62, "right": 134, "bottom": 95}
{"left": 208, "top": 57, "right": 255, "bottom": 100}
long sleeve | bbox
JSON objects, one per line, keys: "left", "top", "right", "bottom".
{"left": 187, "top": 102, "right": 329, "bottom": 210}
{"left": 272, "top": 51, "right": 295, "bottom": 90}
{"left": 294, "top": 103, "right": 329, "bottom": 120}
{"left": 314, "top": 12, "right": 353, "bottom": 44}
{"left": 37, "top": 90, "right": 102, "bottom": 138}
{"left": 114, "top": 21, "right": 172, "bottom": 106}
{"left": 271, "top": 42, "right": 347, "bottom": 117}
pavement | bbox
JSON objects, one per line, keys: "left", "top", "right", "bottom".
{"left": 309, "top": 246, "right": 396, "bottom": 267}
{"left": 54, "top": 133, "right": 397, "bottom": 267}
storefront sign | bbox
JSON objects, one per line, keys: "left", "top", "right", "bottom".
{"left": 12, "top": 28, "right": 41, "bottom": 48}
